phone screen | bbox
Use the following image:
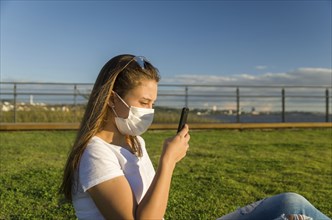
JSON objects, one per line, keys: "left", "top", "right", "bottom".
{"left": 177, "top": 107, "right": 189, "bottom": 133}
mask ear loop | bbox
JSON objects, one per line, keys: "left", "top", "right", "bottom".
{"left": 108, "top": 92, "right": 119, "bottom": 117}
{"left": 113, "top": 92, "right": 130, "bottom": 108}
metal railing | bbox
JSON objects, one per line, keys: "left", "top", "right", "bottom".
{"left": 0, "top": 82, "right": 331, "bottom": 123}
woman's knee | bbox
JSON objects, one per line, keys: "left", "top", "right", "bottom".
{"left": 276, "top": 192, "right": 311, "bottom": 211}
{"left": 279, "top": 192, "right": 307, "bottom": 203}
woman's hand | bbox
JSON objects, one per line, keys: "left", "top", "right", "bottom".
{"left": 161, "top": 124, "right": 190, "bottom": 167}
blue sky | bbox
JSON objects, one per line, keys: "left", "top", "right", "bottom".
{"left": 1, "top": 0, "right": 331, "bottom": 85}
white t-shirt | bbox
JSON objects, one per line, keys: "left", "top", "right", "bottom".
{"left": 72, "top": 136, "right": 156, "bottom": 220}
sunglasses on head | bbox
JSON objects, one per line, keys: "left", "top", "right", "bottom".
{"left": 132, "top": 56, "right": 149, "bottom": 70}
{"left": 112, "top": 55, "right": 151, "bottom": 83}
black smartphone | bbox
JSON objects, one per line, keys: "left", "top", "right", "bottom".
{"left": 177, "top": 107, "right": 189, "bottom": 133}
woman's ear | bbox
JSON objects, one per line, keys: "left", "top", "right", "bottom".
{"left": 110, "top": 91, "right": 130, "bottom": 118}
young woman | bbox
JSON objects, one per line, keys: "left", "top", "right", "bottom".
{"left": 60, "top": 54, "right": 330, "bottom": 220}
{"left": 60, "top": 54, "right": 190, "bottom": 219}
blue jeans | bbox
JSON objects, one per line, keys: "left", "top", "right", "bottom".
{"left": 218, "top": 192, "right": 331, "bottom": 220}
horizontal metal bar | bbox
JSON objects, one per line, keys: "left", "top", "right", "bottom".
{"left": 1, "top": 122, "right": 331, "bottom": 131}
{"left": 1, "top": 92, "right": 329, "bottom": 99}
{"left": 0, "top": 82, "right": 93, "bottom": 86}
{"left": 0, "top": 92, "right": 82, "bottom": 96}
{"left": 1, "top": 81, "right": 331, "bottom": 89}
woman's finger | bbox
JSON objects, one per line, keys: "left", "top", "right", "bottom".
{"left": 178, "top": 124, "right": 189, "bottom": 137}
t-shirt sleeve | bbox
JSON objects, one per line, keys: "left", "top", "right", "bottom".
{"left": 79, "top": 140, "right": 124, "bottom": 192}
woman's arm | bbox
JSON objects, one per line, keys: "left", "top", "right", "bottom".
{"left": 88, "top": 176, "right": 137, "bottom": 219}
{"left": 136, "top": 125, "right": 190, "bottom": 219}
{"left": 87, "top": 125, "right": 190, "bottom": 220}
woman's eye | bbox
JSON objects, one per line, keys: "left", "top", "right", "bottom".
{"left": 139, "top": 100, "right": 155, "bottom": 108}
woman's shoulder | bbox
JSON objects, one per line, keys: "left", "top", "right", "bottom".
{"left": 83, "top": 136, "right": 120, "bottom": 158}
{"left": 88, "top": 136, "right": 121, "bottom": 149}
{"left": 85, "top": 135, "right": 148, "bottom": 158}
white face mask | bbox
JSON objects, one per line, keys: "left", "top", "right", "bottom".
{"left": 111, "top": 92, "right": 154, "bottom": 136}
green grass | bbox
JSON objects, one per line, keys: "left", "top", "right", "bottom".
{"left": 0, "top": 129, "right": 331, "bottom": 219}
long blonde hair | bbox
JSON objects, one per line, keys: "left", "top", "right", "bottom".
{"left": 59, "top": 54, "right": 160, "bottom": 201}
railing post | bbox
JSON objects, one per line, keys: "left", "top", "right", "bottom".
{"left": 185, "top": 86, "right": 188, "bottom": 108}
{"left": 326, "top": 89, "right": 329, "bottom": 122}
{"left": 281, "top": 88, "right": 285, "bottom": 122}
{"left": 13, "top": 83, "right": 17, "bottom": 123}
{"left": 236, "top": 87, "right": 240, "bottom": 123}
{"left": 74, "top": 84, "right": 78, "bottom": 122}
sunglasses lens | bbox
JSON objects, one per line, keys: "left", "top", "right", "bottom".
{"left": 134, "top": 56, "right": 147, "bottom": 69}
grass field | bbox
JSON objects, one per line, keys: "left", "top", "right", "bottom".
{"left": 0, "top": 128, "right": 331, "bottom": 219}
